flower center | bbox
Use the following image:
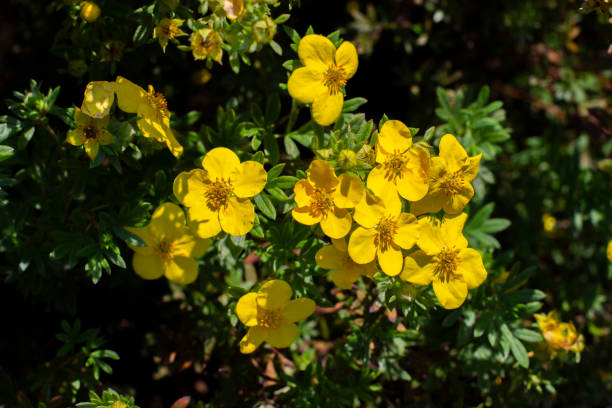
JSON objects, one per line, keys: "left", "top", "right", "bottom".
{"left": 440, "top": 171, "right": 464, "bottom": 195}
{"left": 156, "top": 239, "right": 175, "bottom": 259}
{"left": 375, "top": 216, "right": 398, "bottom": 251}
{"left": 257, "top": 308, "right": 282, "bottom": 329}
{"left": 147, "top": 87, "right": 169, "bottom": 119}
{"left": 310, "top": 189, "right": 335, "bottom": 217}
{"left": 434, "top": 246, "right": 461, "bottom": 282}
{"left": 83, "top": 126, "right": 97, "bottom": 139}
{"left": 163, "top": 23, "right": 180, "bottom": 40}
{"left": 205, "top": 178, "right": 233, "bottom": 211}
{"left": 383, "top": 151, "right": 407, "bottom": 180}
{"left": 323, "top": 64, "right": 347, "bottom": 95}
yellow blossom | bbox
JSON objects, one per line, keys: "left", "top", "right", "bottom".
{"left": 190, "top": 29, "right": 223, "bottom": 63}
{"left": 607, "top": 239, "right": 612, "bottom": 262}
{"left": 223, "top": 0, "right": 245, "bottom": 19}
{"left": 173, "top": 147, "right": 267, "bottom": 238}
{"left": 287, "top": 34, "right": 358, "bottom": 126}
{"left": 66, "top": 107, "right": 114, "bottom": 160}
{"left": 315, "top": 237, "right": 377, "bottom": 289}
{"left": 80, "top": 1, "right": 101, "bottom": 22}
{"left": 125, "top": 203, "right": 210, "bottom": 285}
{"left": 292, "top": 160, "right": 364, "bottom": 239}
{"left": 535, "top": 311, "right": 585, "bottom": 354}
{"left": 348, "top": 189, "right": 419, "bottom": 277}
{"left": 542, "top": 214, "right": 556, "bottom": 233}
{"left": 400, "top": 213, "right": 487, "bottom": 309}
{"left": 411, "top": 134, "right": 481, "bottom": 215}
{"left": 367, "top": 120, "right": 430, "bottom": 203}
{"left": 113, "top": 76, "right": 183, "bottom": 157}
{"left": 236, "top": 280, "right": 315, "bottom": 353}
{"left": 81, "top": 81, "right": 115, "bottom": 118}
{"left": 154, "top": 18, "right": 186, "bottom": 53}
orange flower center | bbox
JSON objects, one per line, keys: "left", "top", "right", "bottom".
{"left": 441, "top": 171, "right": 464, "bottom": 195}
{"left": 83, "top": 126, "right": 98, "bottom": 139}
{"left": 163, "top": 22, "right": 180, "bottom": 40}
{"left": 375, "top": 216, "right": 398, "bottom": 251}
{"left": 383, "top": 151, "right": 407, "bottom": 180}
{"left": 205, "top": 178, "right": 233, "bottom": 211}
{"left": 310, "top": 189, "right": 335, "bottom": 217}
{"left": 257, "top": 308, "right": 282, "bottom": 329}
{"left": 434, "top": 246, "right": 461, "bottom": 282}
{"left": 156, "top": 239, "right": 175, "bottom": 259}
{"left": 147, "top": 88, "right": 169, "bottom": 119}
{"left": 323, "top": 64, "right": 347, "bottom": 95}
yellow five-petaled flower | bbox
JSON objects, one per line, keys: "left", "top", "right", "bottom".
{"left": 534, "top": 311, "right": 584, "bottom": 353}
{"left": 292, "top": 160, "right": 364, "bottom": 239}
{"left": 173, "top": 147, "right": 268, "bottom": 238}
{"left": 236, "top": 280, "right": 315, "bottom": 354}
{"left": 287, "top": 34, "right": 358, "bottom": 126}
{"left": 401, "top": 213, "right": 487, "bottom": 309}
{"left": 154, "top": 18, "right": 187, "bottom": 53}
{"left": 315, "top": 237, "right": 377, "bottom": 289}
{"left": 66, "top": 107, "right": 114, "bottom": 160}
{"left": 125, "top": 202, "right": 210, "bottom": 285}
{"left": 411, "top": 134, "right": 482, "bottom": 215}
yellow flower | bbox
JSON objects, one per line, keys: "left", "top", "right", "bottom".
{"left": 154, "top": 18, "right": 186, "bottom": 53}
{"left": 113, "top": 76, "right": 183, "bottom": 157}
{"left": 190, "top": 29, "right": 223, "bottom": 63}
{"left": 400, "top": 213, "right": 487, "bottom": 309}
{"left": 348, "top": 189, "right": 419, "bottom": 277}
{"left": 236, "top": 280, "right": 315, "bottom": 353}
{"left": 223, "top": 0, "right": 245, "bottom": 19}
{"left": 367, "top": 120, "right": 430, "bottom": 203}
{"left": 316, "top": 237, "right": 377, "bottom": 289}
{"left": 287, "top": 34, "right": 358, "bottom": 126}
{"left": 535, "top": 311, "right": 585, "bottom": 353}
{"left": 66, "top": 107, "right": 114, "bottom": 160}
{"left": 81, "top": 81, "right": 115, "bottom": 118}
{"left": 607, "top": 239, "right": 612, "bottom": 263}
{"left": 125, "top": 203, "right": 210, "bottom": 285}
{"left": 173, "top": 147, "right": 267, "bottom": 238}
{"left": 411, "top": 134, "right": 482, "bottom": 215}
{"left": 291, "top": 160, "right": 364, "bottom": 239}
{"left": 80, "top": 1, "right": 101, "bottom": 22}
{"left": 535, "top": 311, "right": 560, "bottom": 333}
{"left": 542, "top": 213, "right": 556, "bottom": 233}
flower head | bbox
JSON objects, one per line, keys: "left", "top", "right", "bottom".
{"left": 125, "top": 203, "right": 210, "bottom": 285}
{"left": 236, "top": 280, "right": 315, "bottom": 353}
{"left": 80, "top": 1, "right": 101, "bottom": 22}
{"left": 411, "top": 134, "right": 481, "bottom": 215}
{"left": 316, "top": 238, "right": 377, "bottom": 289}
{"left": 348, "top": 189, "right": 419, "bottom": 277}
{"left": 81, "top": 81, "right": 115, "bottom": 118}
{"left": 154, "top": 18, "right": 186, "bottom": 53}
{"left": 292, "top": 160, "right": 364, "bottom": 239}
{"left": 400, "top": 213, "right": 487, "bottom": 309}
{"left": 173, "top": 147, "right": 267, "bottom": 238}
{"left": 535, "top": 312, "right": 584, "bottom": 354}
{"left": 190, "top": 29, "right": 223, "bottom": 62}
{"left": 113, "top": 76, "right": 183, "bottom": 157}
{"left": 367, "top": 120, "right": 430, "bottom": 203}
{"left": 66, "top": 107, "right": 113, "bottom": 160}
{"left": 287, "top": 34, "right": 358, "bottom": 126}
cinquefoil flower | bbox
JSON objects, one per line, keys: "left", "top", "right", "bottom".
{"left": 236, "top": 280, "right": 315, "bottom": 354}
{"left": 535, "top": 311, "right": 584, "bottom": 353}
{"left": 190, "top": 29, "right": 223, "bottom": 62}
{"left": 400, "top": 213, "right": 487, "bottom": 309}
{"left": 113, "top": 76, "right": 183, "bottom": 157}
{"left": 411, "top": 134, "right": 481, "bottom": 215}
{"left": 81, "top": 81, "right": 115, "bottom": 118}
{"left": 316, "top": 237, "right": 377, "bottom": 289}
{"left": 154, "top": 18, "right": 186, "bottom": 53}
{"left": 173, "top": 147, "right": 267, "bottom": 238}
{"left": 287, "top": 34, "right": 358, "bottom": 126}
{"left": 292, "top": 160, "right": 364, "bottom": 239}
{"left": 66, "top": 107, "right": 113, "bottom": 160}
{"left": 367, "top": 120, "right": 430, "bottom": 203}
{"left": 125, "top": 202, "right": 210, "bottom": 285}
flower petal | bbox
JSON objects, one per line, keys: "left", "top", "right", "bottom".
{"left": 84, "top": 141, "right": 99, "bottom": 160}
{"left": 172, "top": 232, "right": 210, "bottom": 258}
{"left": 400, "top": 250, "right": 435, "bottom": 285}
{"left": 236, "top": 292, "right": 259, "bottom": 326}
{"left": 232, "top": 161, "right": 267, "bottom": 198}
{"left": 312, "top": 89, "right": 343, "bottom": 126}
{"left": 457, "top": 248, "right": 487, "bottom": 289}
{"left": 439, "top": 134, "right": 468, "bottom": 172}
{"left": 335, "top": 41, "right": 358, "bottom": 79}
{"left": 441, "top": 212, "right": 468, "bottom": 249}
{"left": 463, "top": 153, "right": 482, "bottom": 183}
{"left": 97, "top": 130, "right": 114, "bottom": 145}
{"left": 202, "top": 147, "right": 240, "bottom": 180}
{"left": 333, "top": 173, "right": 364, "bottom": 208}
{"left": 293, "top": 179, "right": 314, "bottom": 207}
{"left": 433, "top": 279, "right": 468, "bottom": 309}
{"left": 315, "top": 244, "right": 345, "bottom": 269}
{"left": 163, "top": 128, "right": 183, "bottom": 157}
{"left": 417, "top": 220, "right": 445, "bottom": 255}
{"left": 82, "top": 81, "right": 115, "bottom": 118}
{"left": 124, "top": 225, "right": 157, "bottom": 249}
{"left": 307, "top": 159, "right": 338, "bottom": 191}
{"left": 66, "top": 129, "right": 84, "bottom": 146}
{"left": 410, "top": 191, "right": 445, "bottom": 216}
{"left": 320, "top": 207, "right": 352, "bottom": 239}
{"left": 291, "top": 206, "right": 322, "bottom": 226}
{"left": 394, "top": 213, "right": 419, "bottom": 249}
{"left": 266, "top": 323, "right": 299, "bottom": 348}
{"left": 187, "top": 204, "right": 222, "bottom": 239}
{"left": 331, "top": 267, "right": 361, "bottom": 289}
{"left": 396, "top": 148, "right": 430, "bottom": 201}
{"left": 298, "top": 34, "right": 336, "bottom": 69}
{"left": 378, "top": 120, "right": 412, "bottom": 154}
{"left": 443, "top": 183, "right": 474, "bottom": 215}
{"left": 149, "top": 202, "right": 186, "bottom": 238}
{"left": 164, "top": 256, "right": 199, "bottom": 285}
{"left": 132, "top": 252, "right": 165, "bottom": 280}
{"left": 239, "top": 326, "right": 268, "bottom": 354}
{"left": 353, "top": 191, "right": 384, "bottom": 228}
{"left": 219, "top": 197, "right": 254, "bottom": 236}
{"left": 287, "top": 66, "right": 326, "bottom": 104}
{"left": 173, "top": 169, "right": 208, "bottom": 208}
{"left": 347, "top": 227, "right": 377, "bottom": 264}
{"left": 113, "top": 76, "right": 145, "bottom": 114}
{"left": 257, "top": 279, "right": 292, "bottom": 309}
{"left": 282, "top": 298, "right": 315, "bottom": 323}
{"left": 377, "top": 246, "right": 403, "bottom": 277}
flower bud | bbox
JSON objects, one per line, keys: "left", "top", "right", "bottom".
{"left": 80, "top": 2, "right": 101, "bottom": 23}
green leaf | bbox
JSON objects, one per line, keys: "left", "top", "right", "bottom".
{"left": 284, "top": 136, "right": 299, "bottom": 159}
{"left": 283, "top": 25, "right": 301, "bottom": 44}
{"left": 264, "top": 131, "right": 279, "bottom": 164}
{"left": 270, "top": 40, "right": 283, "bottom": 56}
{"left": 503, "top": 289, "right": 546, "bottom": 304}
{"left": 267, "top": 163, "right": 286, "bottom": 180}
{"left": 253, "top": 192, "right": 276, "bottom": 220}
{"left": 513, "top": 328, "right": 543, "bottom": 343}
{"left": 474, "top": 312, "right": 493, "bottom": 337}
{"left": 342, "top": 97, "right": 367, "bottom": 113}
{"left": 275, "top": 13, "right": 290, "bottom": 24}
{"left": 436, "top": 87, "right": 452, "bottom": 112}
{"left": 0, "top": 145, "right": 15, "bottom": 162}
{"left": 113, "top": 227, "right": 146, "bottom": 247}
{"left": 501, "top": 323, "right": 529, "bottom": 368}
{"left": 476, "top": 86, "right": 490, "bottom": 107}
{"left": 265, "top": 94, "right": 281, "bottom": 124}
{"left": 268, "top": 175, "right": 299, "bottom": 189}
